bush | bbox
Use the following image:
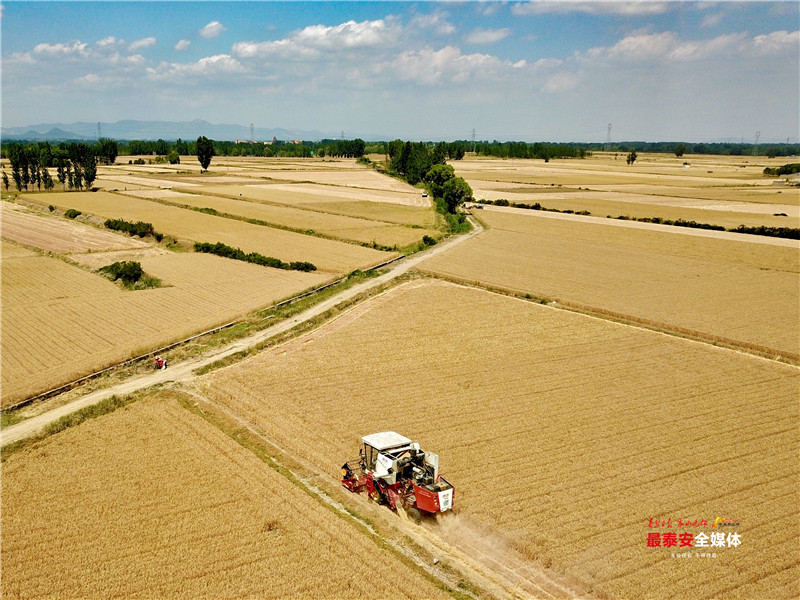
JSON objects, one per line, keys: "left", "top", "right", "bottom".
{"left": 48, "top": 205, "right": 55, "bottom": 212}
{"left": 65, "top": 209, "right": 81, "bottom": 219}
{"left": 422, "top": 235, "right": 437, "bottom": 246}
{"left": 99, "top": 261, "right": 143, "bottom": 284}
{"left": 193, "top": 241, "right": 317, "bottom": 271}
{"left": 104, "top": 218, "right": 160, "bottom": 239}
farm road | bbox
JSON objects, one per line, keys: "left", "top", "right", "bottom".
{"left": 0, "top": 218, "right": 483, "bottom": 447}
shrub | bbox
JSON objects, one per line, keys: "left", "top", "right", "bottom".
{"left": 422, "top": 235, "right": 437, "bottom": 246}
{"left": 100, "top": 261, "right": 143, "bottom": 284}
{"left": 104, "top": 218, "right": 159, "bottom": 239}
{"left": 65, "top": 209, "right": 81, "bottom": 219}
{"left": 48, "top": 205, "right": 55, "bottom": 212}
{"left": 193, "top": 241, "right": 317, "bottom": 271}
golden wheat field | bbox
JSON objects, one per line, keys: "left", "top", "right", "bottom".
{"left": 420, "top": 208, "right": 799, "bottom": 358}
{"left": 0, "top": 242, "right": 328, "bottom": 406}
{"left": 1, "top": 202, "right": 149, "bottom": 253}
{"left": 457, "top": 154, "right": 800, "bottom": 229}
{"left": 197, "top": 278, "right": 800, "bottom": 600}
{"left": 0, "top": 393, "right": 451, "bottom": 599}
{"left": 118, "top": 188, "right": 438, "bottom": 248}
{"left": 22, "top": 191, "right": 393, "bottom": 274}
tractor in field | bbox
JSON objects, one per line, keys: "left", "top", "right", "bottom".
{"left": 341, "top": 431, "right": 454, "bottom": 522}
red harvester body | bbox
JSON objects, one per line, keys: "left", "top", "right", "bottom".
{"left": 341, "top": 431, "right": 454, "bottom": 521}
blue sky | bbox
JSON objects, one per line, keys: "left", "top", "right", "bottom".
{"left": 2, "top": 1, "right": 798, "bottom": 142}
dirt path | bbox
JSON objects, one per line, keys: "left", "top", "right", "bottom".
{"left": 0, "top": 219, "right": 483, "bottom": 448}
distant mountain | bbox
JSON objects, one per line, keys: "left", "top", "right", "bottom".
{"left": 0, "top": 119, "right": 375, "bottom": 142}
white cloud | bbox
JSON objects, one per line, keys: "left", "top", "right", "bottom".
{"left": 147, "top": 54, "right": 245, "bottom": 80}
{"left": 97, "top": 36, "right": 119, "bottom": 47}
{"left": 129, "top": 37, "right": 156, "bottom": 52}
{"left": 33, "top": 41, "right": 88, "bottom": 56}
{"left": 410, "top": 12, "right": 456, "bottom": 35}
{"left": 513, "top": 1, "right": 670, "bottom": 16}
{"left": 200, "top": 21, "right": 226, "bottom": 39}
{"left": 175, "top": 39, "right": 191, "bottom": 51}
{"left": 233, "top": 19, "right": 400, "bottom": 59}
{"left": 543, "top": 71, "right": 579, "bottom": 92}
{"left": 466, "top": 28, "right": 512, "bottom": 45}
{"left": 588, "top": 30, "right": 748, "bottom": 63}
{"left": 751, "top": 30, "right": 800, "bottom": 55}
{"left": 390, "top": 46, "right": 503, "bottom": 86}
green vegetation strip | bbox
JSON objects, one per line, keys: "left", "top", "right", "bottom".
{"left": 193, "top": 241, "right": 317, "bottom": 271}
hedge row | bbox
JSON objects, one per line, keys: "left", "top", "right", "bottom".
{"left": 104, "top": 218, "right": 163, "bottom": 241}
{"left": 193, "top": 242, "right": 317, "bottom": 271}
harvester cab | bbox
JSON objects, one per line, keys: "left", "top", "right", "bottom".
{"left": 341, "top": 431, "right": 454, "bottom": 522}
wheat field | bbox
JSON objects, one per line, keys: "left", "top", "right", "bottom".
{"left": 0, "top": 393, "right": 451, "bottom": 599}
{"left": 0, "top": 243, "right": 328, "bottom": 406}
{"left": 420, "top": 208, "right": 799, "bottom": 357}
{"left": 23, "top": 191, "right": 393, "bottom": 274}
{"left": 197, "top": 279, "right": 799, "bottom": 600}
{"left": 118, "top": 188, "right": 438, "bottom": 248}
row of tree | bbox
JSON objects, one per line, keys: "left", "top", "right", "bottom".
{"left": 2, "top": 142, "right": 104, "bottom": 192}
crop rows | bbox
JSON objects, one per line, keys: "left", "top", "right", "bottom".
{"left": 121, "top": 188, "right": 438, "bottom": 248}
{"left": 0, "top": 394, "right": 450, "bottom": 599}
{"left": 198, "top": 279, "right": 799, "bottom": 600}
{"left": 23, "top": 191, "right": 392, "bottom": 274}
{"left": 0, "top": 247, "right": 328, "bottom": 405}
{"left": 420, "top": 209, "right": 799, "bottom": 357}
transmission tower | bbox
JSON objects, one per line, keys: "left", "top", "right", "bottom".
{"left": 341, "top": 130, "right": 345, "bottom": 141}
{"left": 753, "top": 131, "right": 761, "bottom": 156}
{"left": 97, "top": 122, "right": 102, "bottom": 140}
{"left": 471, "top": 128, "right": 476, "bottom": 153}
{"left": 604, "top": 123, "right": 612, "bottom": 152}
{"left": 250, "top": 123, "right": 254, "bottom": 142}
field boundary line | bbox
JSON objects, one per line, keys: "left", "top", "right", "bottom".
{"left": 415, "top": 271, "right": 800, "bottom": 366}
{"left": 2, "top": 257, "right": 406, "bottom": 414}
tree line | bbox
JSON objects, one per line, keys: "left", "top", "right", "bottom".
{"left": 2, "top": 140, "right": 118, "bottom": 192}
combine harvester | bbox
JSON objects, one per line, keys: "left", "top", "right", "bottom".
{"left": 341, "top": 431, "right": 454, "bottom": 522}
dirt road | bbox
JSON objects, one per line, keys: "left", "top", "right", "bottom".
{"left": 0, "top": 219, "right": 483, "bottom": 447}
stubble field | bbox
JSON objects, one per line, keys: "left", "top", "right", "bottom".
{"left": 457, "top": 154, "right": 799, "bottom": 229}
{"left": 0, "top": 237, "right": 328, "bottom": 406}
{"left": 420, "top": 208, "right": 799, "bottom": 358}
{"left": 196, "top": 278, "right": 799, "bottom": 600}
{"left": 0, "top": 393, "right": 451, "bottom": 599}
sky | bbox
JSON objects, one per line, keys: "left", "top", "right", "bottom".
{"left": 1, "top": 1, "right": 798, "bottom": 142}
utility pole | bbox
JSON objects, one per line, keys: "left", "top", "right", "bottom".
{"left": 250, "top": 123, "right": 254, "bottom": 143}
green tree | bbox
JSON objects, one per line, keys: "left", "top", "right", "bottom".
{"left": 167, "top": 150, "right": 180, "bottom": 164}
{"left": 2, "top": 171, "right": 9, "bottom": 191}
{"left": 441, "top": 177, "right": 473, "bottom": 213}
{"left": 626, "top": 150, "right": 638, "bottom": 165}
{"left": 424, "top": 163, "right": 455, "bottom": 199}
{"left": 196, "top": 136, "right": 214, "bottom": 171}
{"left": 97, "top": 138, "right": 118, "bottom": 165}
{"left": 674, "top": 143, "right": 686, "bottom": 157}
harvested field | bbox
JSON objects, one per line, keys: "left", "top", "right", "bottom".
{"left": 0, "top": 244, "right": 328, "bottom": 406}
{"left": 120, "top": 190, "right": 438, "bottom": 248}
{"left": 458, "top": 155, "right": 799, "bottom": 229}
{"left": 199, "top": 279, "right": 800, "bottom": 600}
{"left": 1, "top": 202, "right": 148, "bottom": 253}
{"left": 0, "top": 393, "right": 450, "bottom": 599}
{"left": 23, "top": 192, "right": 393, "bottom": 274}
{"left": 420, "top": 208, "right": 799, "bottom": 357}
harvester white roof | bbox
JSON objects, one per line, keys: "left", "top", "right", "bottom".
{"left": 362, "top": 431, "right": 412, "bottom": 451}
